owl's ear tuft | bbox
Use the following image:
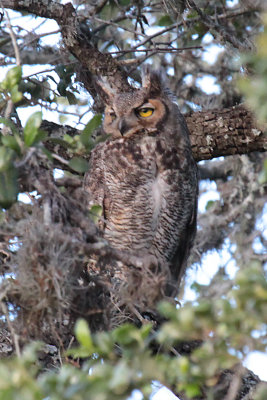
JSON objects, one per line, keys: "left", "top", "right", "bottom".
{"left": 141, "top": 65, "right": 165, "bottom": 97}
{"left": 94, "top": 77, "right": 117, "bottom": 106}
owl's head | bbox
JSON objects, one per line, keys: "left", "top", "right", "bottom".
{"left": 97, "top": 67, "right": 179, "bottom": 139}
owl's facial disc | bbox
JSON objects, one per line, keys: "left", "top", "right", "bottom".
{"left": 104, "top": 97, "right": 166, "bottom": 138}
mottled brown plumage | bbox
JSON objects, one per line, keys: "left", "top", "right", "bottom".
{"left": 84, "top": 67, "right": 198, "bottom": 296}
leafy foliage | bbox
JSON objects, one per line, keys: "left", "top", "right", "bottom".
{"left": 0, "top": 263, "right": 266, "bottom": 399}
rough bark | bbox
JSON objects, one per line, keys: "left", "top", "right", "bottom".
{"left": 187, "top": 105, "right": 266, "bottom": 161}
{"left": 40, "top": 105, "right": 266, "bottom": 162}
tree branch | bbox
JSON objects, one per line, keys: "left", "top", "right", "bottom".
{"left": 40, "top": 105, "right": 266, "bottom": 162}
{"left": 187, "top": 105, "right": 266, "bottom": 161}
{"left": 2, "top": 0, "right": 130, "bottom": 91}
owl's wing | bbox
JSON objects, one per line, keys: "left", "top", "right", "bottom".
{"left": 151, "top": 141, "right": 198, "bottom": 296}
{"left": 170, "top": 178, "right": 198, "bottom": 289}
{"left": 83, "top": 144, "right": 107, "bottom": 231}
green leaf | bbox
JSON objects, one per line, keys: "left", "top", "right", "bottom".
{"left": 75, "top": 319, "right": 94, "bottom": 353}
{"left": 23, "top": 111, "right": 43, "bottom": 147}
{"left": 80, "top": 114, "right": 102, "bottom": 148}
{"left": 63, "top": 134, "right": 75, "bottom": 145}
{"left": 112, "top": 324, "right": 135, "bottom": 345}
{"left": 195, "top": 301, "right": 212, "bottom": 316}
{"left": 187, "top": 10, "right": 198, "bottom": 19}
{"left": 66, "top": 346, "right": 95, "bottom": 359}
{"left": 41, "top": 146, "right": 52, "bottom": 160}
{"left": 109, "top": 360, "right": 131, "bottom": 393}
{"left": 112, "top": 323, "right": 150, "bottom": 348}
{"left": 57, "top": 80, "right": 67, "bottom": 96}
{"left": 258, "top": 158, "right": 267, "bottom": 184}
{"left": 0, "top": 165, "right": 18, "bottom": 208}
{"left": 157, "top": 300, "right": 177, "bottom": 319}
{"left": 1, "top": 135, "right": 21, "bottom": 154}
{"left": 34, "top": 129, "right": 47, "bottom": 144}
{"left": 59, "top": 115, "right": 68, "bottom": 124}
{"left": 46, "top": 137, "right": 70, "bottom": 149}
{"left": 68, "top": 157, "right": 89, "bottom": 173}
{"left": 66, "top": 90, "right": 77, "bottom": 105}
{"left": 184, "top": 383, "right": 201, "bottom": 398}
{"left": 1, "top": 66, "right": 22, "bottom": 90}
{"left": 10, "top": 85, "right": 23, "bottom": 103}
{"left": 0, "top": 146, "right": 16, "bottom": 171}
{"left": 0, "top": 117, "right": 19, "bottom": 135}
{"left": 140, "top": 322, "right": 152, "bottom": 340}
{"left": 89, "top": 204, "right": 103, "bottom": 224}
{"left": 178, "top": 356, "right": 190, "bottom": 374}
{"left": 95, "top": 133, "right": 110, "bottom": 145}
{"left": 94, "top": 331, "right": 114, "bottom": 356}
{"left": 205, "top": 200, "right": 215, "bottom": 210}
{"left": 157, "top": 15, "right": 173, "bottom": 27}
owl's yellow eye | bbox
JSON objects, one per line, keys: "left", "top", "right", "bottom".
{"left": 110, "top": 112, "right": 116, "bottom": 121}
{"left": 137, "top": 108, "right": 154, "bottom": 118}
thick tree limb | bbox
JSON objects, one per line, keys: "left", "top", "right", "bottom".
{"left": 40, "top": 105, "right": 266, "bottom": 162}
{"left": 187, "top": 105, "right": 266, "bottom": 161}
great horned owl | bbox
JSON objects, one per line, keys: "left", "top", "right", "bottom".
{"left": 84, "top": 67, "right": 198, "bottom": 297}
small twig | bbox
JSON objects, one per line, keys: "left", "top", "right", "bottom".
{"left": 132, "top": 22, "right": 181, "bottom": 50}
{"left": 0, "top": 2, "right": 21, "bottom": 134}
{"left": 51, "top": 153, "right": 69, "bottom": 166}
{"left": 109, "top": 45, "right": 202, "bottom": 55}
{"left": 128, "top": 51, "right": 159, "bottom": 73}
{"left": 22, "top": 67, "right": 56, "bottom": 80}
{"left": 15, "top": 147, "right": 36, "bottom": 168}
{"left": 88, "top": 0, "right": 108, "bottom": 16}
{"left": 187, "top": 0, "right": 254, "bottom": 50}
{"left": 94, "top": 16, "right": 147, "bottom": 38}
{"left": 92, "top": 12, "right": 131, "bottom": 34}
{"left": 1, "top": 2, "right": 21, "bottom": 65}
{"left": 22, "top": 60, "right": 76, "bottom": 80}
{"left": 37, "top": 101, "right": 82, "bottom": 117}
{"left": 21, "top": 29, "right": 61, "bottom": 49}
{"left": 2, "top": 99, "right": 13, "bottom": 135}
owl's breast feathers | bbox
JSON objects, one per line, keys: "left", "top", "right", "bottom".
{"left": 84, "top": 133, "right": 198, "bottom": 290}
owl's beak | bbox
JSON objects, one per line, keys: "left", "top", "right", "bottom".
{"left": 118, "top": 118, "right": 132, "bottom": 136}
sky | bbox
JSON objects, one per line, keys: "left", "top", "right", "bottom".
{"left": 0, "top": 4, "right": 266, "bottom": 397}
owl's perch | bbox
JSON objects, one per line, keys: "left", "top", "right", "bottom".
{"left": 186, "top": 105, "right": 266, "bottom": 161}
{"left": 41, "top": 104, "right": 266, "bottom": 163}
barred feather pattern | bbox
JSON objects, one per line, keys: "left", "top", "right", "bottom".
{"left": 84, "top": 69, "right": 198, "bottom": 296}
